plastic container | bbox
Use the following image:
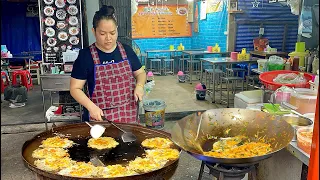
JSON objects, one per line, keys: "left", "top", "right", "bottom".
{"left": 295, "top": 42, "right": 306, "bottom": 52}
{"left": 147, "top": 71, "right": 154, "bottom": 83}
{"left": 259, "top": 70, "right": 313, "bottom": 91}
{"left": 257, "top": 59, "right": 268, "bottom": 72}
{"left": 297, "top": 126, "right": 313, "bottom": 155}
{"left": 230, "top": 52, "right": 238, "bottom": 61}
{"left": 143, "top": 99, "right": 166, "bottom": 129}
{"left": 234, "top": 90, "right": 263, "bottom": 109}
{"left": 195, "top": 83, "right": 206, "bottom": 100}
{"left": 288, "top": 88, "right": 317, "bottom": 114}
{"left": 177, "top": 71, "right": 186, "bottom": 83}
{"left": 207, "top": 46, "right": 212, "bottom": 52}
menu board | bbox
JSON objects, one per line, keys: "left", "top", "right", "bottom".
{"left": 39, "top": 0, "right": 83, "bottom": 63}
{"left": 132, "top": 5, "right": 192, "bottom": 39}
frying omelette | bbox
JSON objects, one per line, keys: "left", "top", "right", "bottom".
{"left": 128, "top": 157, "right": 168, "bottom": 173}
{"left": 141, "top": 137, "right": 174, "bottom": 149}
{"left": 40, "top": 136, "right": 74, "bottom": 149}
{"left": 145, "top": 148, "right": 180, "bottom": 161}
{"left": 87, "top": 137, "right": 119, "bottom": 150}
{"left": 32, "top": 147, "right": 69, "bottom": 159}
{"left": 34, "top": 157, "right": 75, "bottom": 172}
{"left": 58, "top": 161, "right": 98, "bottom": 178}
{"left": 96, "top": 164, "right": 137, "bottom": 178}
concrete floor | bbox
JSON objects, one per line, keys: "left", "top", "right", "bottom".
{"left": 1, "top": 75, "right": 226, "bottom": 180}
{"left": 1, "top": 75, "right": 227, "bottom": 126}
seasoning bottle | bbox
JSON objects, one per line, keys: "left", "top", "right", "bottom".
{"left": 291, "top": 57, "right": 300, "bottom": 71}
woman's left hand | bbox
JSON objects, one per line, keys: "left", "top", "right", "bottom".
{"left": 134, "top": 86, "right": 144, "bottom": 101}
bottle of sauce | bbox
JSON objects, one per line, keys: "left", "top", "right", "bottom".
{"left": 291, "top": 57, "right": 300, "bottom": 71}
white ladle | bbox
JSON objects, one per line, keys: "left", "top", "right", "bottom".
{"left": 85, "top": 122, "right": 106, "bottom": 139}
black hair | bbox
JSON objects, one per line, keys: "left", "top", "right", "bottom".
{"left": 93, "top": 5, "right": 117, "bottom": 30}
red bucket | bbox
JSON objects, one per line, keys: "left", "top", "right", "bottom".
{"left": 259, "top": 70, "right": 313, "bottom": 91}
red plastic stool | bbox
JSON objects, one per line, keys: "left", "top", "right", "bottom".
{"left": 12, "top": 70, "right": 33, "bottom": 91}
{"left": 1, "top": 71, "right": 10, "bottom": 93}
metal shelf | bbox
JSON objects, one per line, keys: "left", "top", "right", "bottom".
{"left": 41, "top": 74, "right": 82, "bottom": 130}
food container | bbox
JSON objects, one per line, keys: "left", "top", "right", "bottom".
{"left": 257, "top": 59, "right": 268, "bottom": 72}
{"left": 282, "top": 115, "right": 313, "bottom": 141}
{"left": 297, "top": 126, "right": 313, "bottom": 155}
{"left": 288, "top": 88, "right": 317, "bottom": 114}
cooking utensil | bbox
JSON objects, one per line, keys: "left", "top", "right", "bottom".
{"left": 171, "top": 108, "right": 294, "bottom": 166}
{"left": 101, "top": 116, "right": 137, "bottom": 143}
{"left": 85, "top": 121, "right": 105, "bottom": 139}
{"left": 22, "top": 123, "right": 180, "bottom": 180}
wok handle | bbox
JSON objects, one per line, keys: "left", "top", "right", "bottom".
{"left": 101, "top": 116, "right": 127, "bottom": 133}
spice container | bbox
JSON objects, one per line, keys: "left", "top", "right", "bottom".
{"left": 289, "top": 88, "right": 317, "bottom": 114}
{"left": 297, "top": 126, "right": 313, "bottom": 155}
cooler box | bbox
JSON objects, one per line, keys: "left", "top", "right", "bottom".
{"left": 234, "top": 90, "right": 263, "bottom": 109}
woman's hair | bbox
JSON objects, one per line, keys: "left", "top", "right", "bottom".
{"left": 93, "top": 5, "right": 117, "bottom": 29}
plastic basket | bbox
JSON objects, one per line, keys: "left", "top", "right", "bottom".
{"left": 259, "top": 70, "right": 313, "bottom": 91}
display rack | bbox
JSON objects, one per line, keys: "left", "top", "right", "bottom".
{"left": 40, "top": 74, "right": 82, "bottom": 130}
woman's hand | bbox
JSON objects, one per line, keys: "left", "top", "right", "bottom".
{"left": 134, "top": 85, "right": 144, "bottom": 102}
{"left": 88, "top": 105, "right": 104, "bottom": 121}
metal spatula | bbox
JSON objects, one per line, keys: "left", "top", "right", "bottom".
{"left": 101, "top": 116, "right": 137, "bottom": 143}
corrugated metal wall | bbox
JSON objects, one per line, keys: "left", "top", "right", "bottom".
{"left": 100, "top": 0, "right": 132, "bottom": 46}
{"left": 235, "top": 0, "right": 299, "bottom": 52}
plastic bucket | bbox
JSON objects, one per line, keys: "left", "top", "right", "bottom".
{"left": 196, "top": 90, "right": 206, "bottom": 100}
{"left": 143, "top": 99, "right": 166, "bottom": 129}
{"left": 177, "top": 74, "right": 186, "bottom": 83}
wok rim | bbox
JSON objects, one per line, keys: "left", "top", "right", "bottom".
{"left": 170, "top": 108, "right": 295, "bottom": 166}
{"left": 21, "top": 122, "right": 181, "bottom": 180}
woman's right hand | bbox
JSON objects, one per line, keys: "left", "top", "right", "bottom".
{"left": 88, "top": 105, "right": 104, "bottom": 121}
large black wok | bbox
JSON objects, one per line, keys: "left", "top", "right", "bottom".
{"left": 22, "top": 122, "right": 180, "bottom": 180}
{"left": 171, "top": 108, "right": 294, "bottom": 166}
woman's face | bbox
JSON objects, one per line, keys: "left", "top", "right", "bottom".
{"left": 93, "top": 19, "right": 118, "bottom": 51}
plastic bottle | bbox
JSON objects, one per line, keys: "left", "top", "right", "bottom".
{"left": 312, "top": 56, "right": 319, "bottom": 74}
{"left": 292, "top": 57, "right": 300, "bottom": 71}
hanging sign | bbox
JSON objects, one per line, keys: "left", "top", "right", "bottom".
{"left": 206, "top": 0, "right": 223, "bottom": 13}
{"left": 132, "top": 5, "right": 192, "bottom": 38}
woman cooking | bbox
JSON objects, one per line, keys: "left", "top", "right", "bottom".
{"left": 70, "top": 5, "right": 146, "bottom": 123}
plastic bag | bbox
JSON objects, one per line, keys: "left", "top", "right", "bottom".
{"left": 271, "top": 86, "right": 295, "bottom": 104}
{"left": 268, "top": 55, "right": 284, "bottom": 65}
{"left": 273, "top": 73, "right": 307, "bottom": 84}
{"left": 143, "top": 80, "right": 155, "bottom": 99}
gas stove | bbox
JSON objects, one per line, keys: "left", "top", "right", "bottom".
{"left": 198, "top": 161, "right": 258, "bottom": 180}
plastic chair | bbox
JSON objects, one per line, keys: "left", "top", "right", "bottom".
{"left": 12, "top": 70, "right": 33, "bottom": 91}
{"left": 1, "top": 71, "right": 10, "bottom": 93}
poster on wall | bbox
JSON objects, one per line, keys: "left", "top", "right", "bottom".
{"left": 206, "top": 0, "right": 223, "bottom": 13}
{"left": 187, "top": 1, "right": 194, "bottom": 22}
{"left": 132, "top": 5, "right": 192, "bottom": 38}
{"left": 200, "top": 1, "right": 207, "bottom": 20}
{"left": 39, "top": 0, "right": 84, "bottom": 64}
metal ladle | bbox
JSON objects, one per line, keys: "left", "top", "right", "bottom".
{"left": 85, "top": 122, "right": 106, "bottom": 139}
